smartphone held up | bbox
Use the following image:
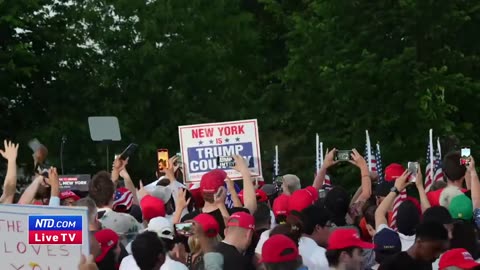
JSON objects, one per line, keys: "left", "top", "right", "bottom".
{"left": 407, "top": 162, "right": 419, "bottom": 182}
{"left": 461, "top": 147, "right": 471, "bottom": 166}
{"left": 335, "top": 150, "right": 353, "bottom": 161}
{"left": 175, "top": 222, "right": 194, "bottom": 237}
{"left": 217, "top": 156, "right": 235, "bottom": 168}
{"left": 157, "top": 149, "right": 169, "bottom": 171}
{"left": 120, "top": 143, "right": 138, "bottom": 160}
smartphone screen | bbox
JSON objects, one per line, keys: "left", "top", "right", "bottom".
{"left": 157, "top": 149, "right": 169, "bottom": 171}
{"left": 217, "top": 156, "right": 235, "bottom": 168}
{"left": 174, "top": 222, "right": 194, "bottom": 237}
{"left": 335, "top": 150, "right": 353, "bottom": 161}
{"left": 407, "top": 162, "right": 418, "bottom": 181}
{"left": 461, "top": 148, "right": 471, "bottom": 165}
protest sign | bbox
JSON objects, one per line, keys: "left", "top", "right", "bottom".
{"left": 59, "top": 174, "right": 91, "bottom": 191}
{"left": 0, "top": 204, "right": 89, "bottom": 270}
{"left": 179, "top": 119, "right": 262, "bottom": 183}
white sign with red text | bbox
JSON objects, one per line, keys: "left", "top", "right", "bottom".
{"left": 179, "top": 119, "right": 262, "bottom": 183}
{"left": 0, "top": 204, "right": 89, "bottom": 270}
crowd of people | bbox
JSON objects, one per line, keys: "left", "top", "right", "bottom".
{"left": 2, "top": 139, "right": 480, "bottom": 270}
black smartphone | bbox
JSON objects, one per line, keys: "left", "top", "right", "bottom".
{"left": 335, "top": 150, "right": 353, "bottom": 161}
{"left": 120, "top": 143, "right": 138, "bottom": 160}
{"left": 217, "top": 156, "right": 235, "bottom": 168}
{"left": 174, "top": 222, "right": 194, "bottom": 237}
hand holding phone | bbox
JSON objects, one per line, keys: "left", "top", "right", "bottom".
{"left": 214, "top": 186, "right": 227, "bottom": 204}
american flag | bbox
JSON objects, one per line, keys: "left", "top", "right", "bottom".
{"left": 390, "top": 190, "right": 407, "bottom": 231}
{"left": 433, "top": 137, "right": 444, "bottom": 183}
{"left": 273, "top": 145, "right": 279, "bottom": 181}
{"left": 375, "top": 143, "right": 385, "bottom": 183}
{"left": 317, "top": 139, "right": 331, "bottom": 187}
{"left": 112, "top": 187, "right": 133, "bottom": 211}
{"left": 425, "top": 130, "right": 442, "bottom": 191}
{"left": 324, "top": 172, "right": 332, "bottom": 187}
{"left": 365, "top": 130, "right": 377, "bottom": 173}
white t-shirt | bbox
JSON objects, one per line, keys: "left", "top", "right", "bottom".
{"left": 298, "top": 236, "right": 329, "bottom": 270}
{"left": 120, "top": 254, "right": 188, "bottom": 270}
{"left": 255, "top": 229, "right": 271, "bottom": 255}
{"left": 432, "top": 255, "right": 441, "bottom": 270}
{"left": 376, "top": 223, "right": 415, "bottom": 251}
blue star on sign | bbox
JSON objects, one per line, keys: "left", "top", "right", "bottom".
{"left": 225, "top": 138, "right": 230, "bottom": 143}
{"left": 198, "top": 140, "right": 203, "bottom": 145}
{"left": 209, "top": 140, "right": 214, "bottom": 144}
{"left": 235, "top": 137, "right": 240, "bottom": 142}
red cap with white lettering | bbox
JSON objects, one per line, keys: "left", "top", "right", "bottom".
{"left": 94, "top": 229, "right": 119, "bottom": 263}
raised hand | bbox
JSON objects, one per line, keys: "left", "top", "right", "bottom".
{"left": 323, "top": 148, "right": 338, "bottom": 169}
{"left": 414, "top": 164, "right": 424, "bottom": 190}
{"left": 214, "top": 186, "right": 227, "bottom": 206}
{"left": 349, "top": 149, "right": 368, "bottom": 169}
{"left": 160, "top": 156, "right": 178, "bottom": 175}
{"left": 467, "top": 156, "right": 476, "bottom": 173}
{"left": 48, "top": 167, "right": 60, "bottom": 187}
{"left": 394, "top": 170, "right": 411, "bottom": 192}
{"left": 175, "top": 188, "right": 191, "bottom": 210}
{"left": 119, "top": 168, "right": 130, "bottom": 179}
{"left": 0, "top": 140, "right": 19, "bottom": 162}
{"left": 232, "top": 155, "right": 248, "bottom": 172}
{"left": 113, "top": 156, "right": 128, "bottom": 172}
{"left": 137, "top": 180, "right": 149, "bottom": 200}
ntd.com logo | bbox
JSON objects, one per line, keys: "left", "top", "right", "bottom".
{"left": 28, "top": 215, "right": 82, "bottom": 244}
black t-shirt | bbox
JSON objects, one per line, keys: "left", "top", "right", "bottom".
{"left": 182, "top": 208, "right": 227, "bottom": 238}
{"left": 215, "top": 242, "right": 250, "bottom": 270}
{"left": 378, "top": 252, "right": 432, "bottom": 270}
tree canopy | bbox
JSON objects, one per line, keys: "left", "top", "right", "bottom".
{"left": 2, "top": 0, "right": 480, "bottom": 190}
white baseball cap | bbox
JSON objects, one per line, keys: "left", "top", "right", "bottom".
{"left": 145, "top": 217, "right": 174, "bottom": 240}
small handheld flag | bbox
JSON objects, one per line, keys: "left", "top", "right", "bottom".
{"left": 316, "top": 134, "right": 331, "bottom": 187}
{"left": 365, "top": 130, "right": 377, "bottom": 173}
{"left": 425, "top": 129, "right": 435, "bottom": 191}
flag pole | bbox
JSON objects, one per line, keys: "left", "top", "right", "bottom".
{"left": 274, "top": 145, "right": 279, "bottom": 176}
{"left": 437, "top": 137, "right": 442, "bottom": 158}
{"left": 320, "top": 141, "right": 324, "bottom": 168}
{"left": 316, "top": 134, "right": 320, "bottom": 172}
{"left": 366, "top": 130, "right": 372, "bottom": 171}
{"left": 429, "top": 129, "right": 434, "bottom": 175}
